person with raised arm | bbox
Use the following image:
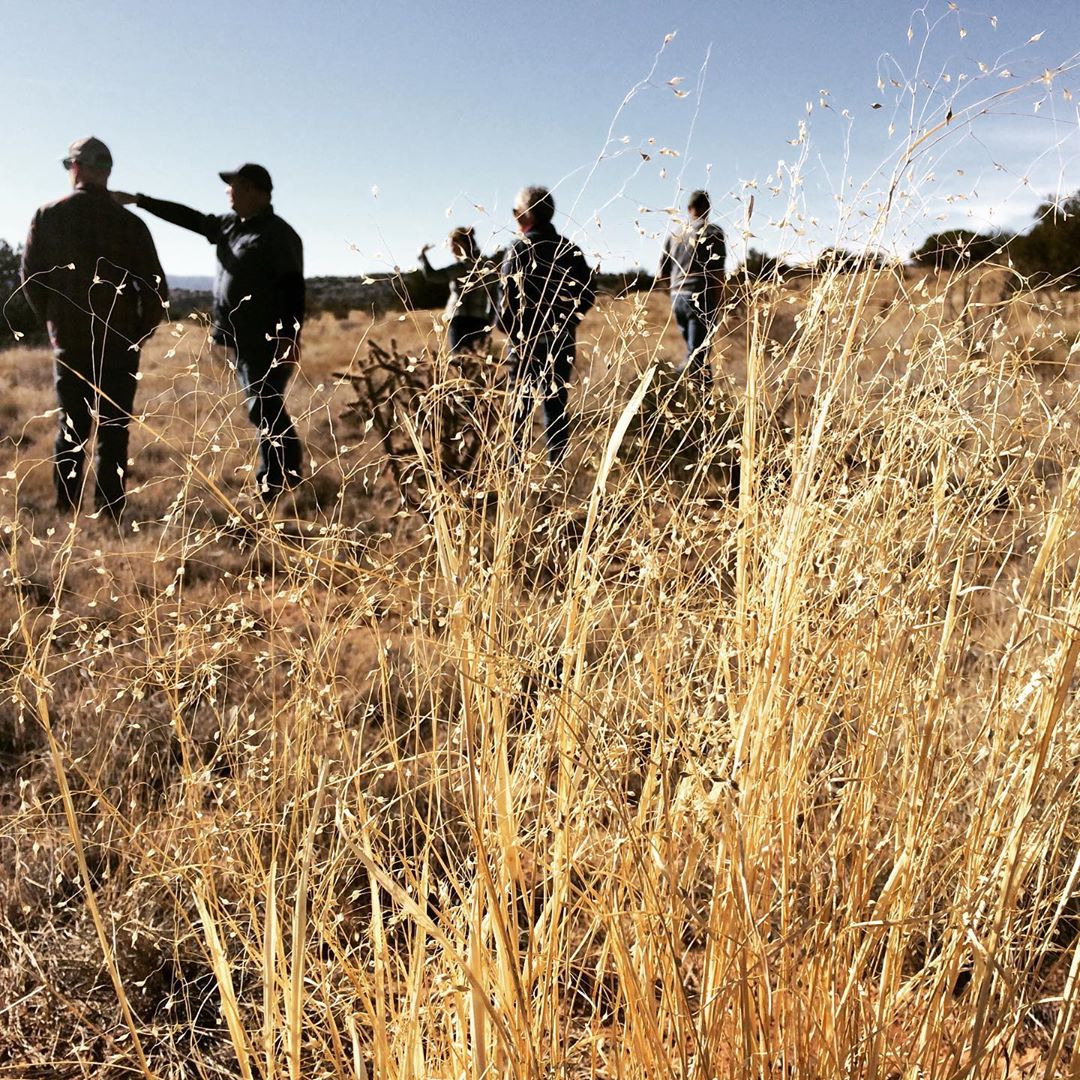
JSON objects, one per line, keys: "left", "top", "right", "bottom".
{"left": 114, "top": 164, "right": 305, "bottom": 502}
{"left": 418, "top": 226, "right": 495, "bottom": 354}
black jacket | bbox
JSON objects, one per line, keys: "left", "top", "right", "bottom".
{"left": 136, "top": 195, "right": 304, "bottom": 360}
{"left": 21, "top": 184, "right": 168, "bottom": 350}
{"left": 498, "top": 224, "right": 595, "bottom": 346}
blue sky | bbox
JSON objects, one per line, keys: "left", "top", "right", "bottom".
{"left": 3, "top": 0, "right": 1079, "bottom": 277}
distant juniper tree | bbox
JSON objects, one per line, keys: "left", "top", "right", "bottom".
{"left": 911, "top": 229, "right": 1006, "bottom": 272}
{"left": 738, "top": 247, "right": 795, "bottom": 281}
{"left": 0, "top": 239, "right": 44, "bottom": 346}
{"left": 1010, "top": 192, "right": 1080, "bottom": 287}
{"left": 814, "top": 246, "right": 888, "bottom": 274}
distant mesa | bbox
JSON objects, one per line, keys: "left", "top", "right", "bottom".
{"left": 160, "top": 267, "right": 652, "bottom": 321}
{"left": 167, "top": 275, "right": 215, "bottom": 291}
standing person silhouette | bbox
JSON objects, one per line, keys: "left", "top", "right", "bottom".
{"left": 21, "top": 136, "right": 168, "bottom": 521}
{"left": 657, "top": 189, "right": 726, "bottom": 394}
{"left": 418, "top": 227, "right": 495, "bottom": 354}
{"left": 498, "top": 186, "right": 594, "bottom": 472}
{"left": 114, "top": 164, "right": 305, "bottom": 503}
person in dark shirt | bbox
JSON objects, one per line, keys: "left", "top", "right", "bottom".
{"left": 418, "top": 226, "right": 495, "bottom": 354}
{"left": 498, "top": 185, "right": 595, "bottom": 470}
{"left": 114, "top": 164, "right": 305, "bottom": 502}
{"left": 657, "top": 189, "right": 726, "bottom": 393}
{"left": 21, "top": 136, "right": 168, "bottom": 520}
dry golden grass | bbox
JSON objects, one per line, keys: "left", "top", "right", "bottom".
{"left": 1, "top": 266, "right": 1079, "bottom": 1078}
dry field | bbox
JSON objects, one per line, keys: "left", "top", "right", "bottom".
{"left": 1, "top": 267, "right": 1079, "bottom": 1078}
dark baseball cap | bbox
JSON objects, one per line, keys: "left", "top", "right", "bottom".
{"left": 218, "top": 163, "right": 273, "bottom": 193}
{"left": 63, "top": 136, "right": 113, "bottom": 171}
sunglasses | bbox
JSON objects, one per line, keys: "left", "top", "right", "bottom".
{"left": 63, "top": 157, "right": 108, "bottom": 170}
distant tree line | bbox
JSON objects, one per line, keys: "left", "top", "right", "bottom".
{"left": 907, "top": 193, "right": 1080, "bottom": 285}
{"left": 171, "top": 264, "right": 652, "bottom": 324}
{"left": 736, "top": 246, "right": 892, "bottom": 281}
{"left": 4, "top": 191, "right": 1080, "bottom": 347}
{"left": 0, "top": 240, "right": 47, "bottom": 346}
{"left": 305, "top": 261, "right": 651, "bottom": 322}
{"left": 734, "top": 189, "right": 1080, "bottom": 286}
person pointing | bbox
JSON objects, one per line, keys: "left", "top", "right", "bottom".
{"left": 114, "top": 164, "right": 305, "bottom": 502}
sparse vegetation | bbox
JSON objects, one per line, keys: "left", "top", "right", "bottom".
{"left": 0, "top": 240, "right": 45, "bottom": 348}
{"left": 1010, "top": 191, "right": 1080, "bottom": 288}
{"left": 910, "top": 229, "right": 1007, "bottom": 272}
{"left": 2, "top": 252, "right": 1079, "bottom": 1076}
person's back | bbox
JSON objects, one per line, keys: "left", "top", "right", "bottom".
{"left": 498, "top": 185, "right": 595, "bottom": 471}
{"left": 501, "top": 221, "right": 595, "bottom": 345}
{"left": 23, "top": 185, "right": 165, "bottom": 348}
{"left": 20, "top": 136, "right": 167, "bottom": 521}
{"left": 657, "top": 190, "right": 726, "bottom": 391}
{"left": 661, "top": 218, "right": 726, "bottom": 303}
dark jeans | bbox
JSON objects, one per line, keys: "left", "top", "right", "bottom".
{"left": 53, "top": 346, "right": 139, "bottom": 518}
{"left": 234, "top": 353, "right": 304, "bottom": 501}
{"left": 672, "top": 293, "right": 718, "bottom": 392}
{"left": 507, "top": 331, "right": 575, "bottom": 468}
{"left": 448, "top": 315, "right": 489, "bottom": 354}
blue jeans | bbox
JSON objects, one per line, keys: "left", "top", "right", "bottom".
{"left": 234, "top": 353, "right": 304, "bottom": 500}
{"left": 672, "top": 293, "right": 717, "bottom": 392}
{"left": 507, "top": 330, "right": 575, "bottom": 467}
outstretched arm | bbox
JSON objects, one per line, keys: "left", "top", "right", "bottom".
{"left": 113, "top": 191, "right": 223, "bottom": 243}
{"left": 417, "top": 245, "right": 451, "bottom": 284}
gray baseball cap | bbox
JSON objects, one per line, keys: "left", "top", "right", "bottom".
{"left": 63, "top": 136, "right": 113, "bottom": 171}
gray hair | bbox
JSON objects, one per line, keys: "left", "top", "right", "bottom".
{"left": 514, "top": 185, "right": 555, "bottom": 225}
